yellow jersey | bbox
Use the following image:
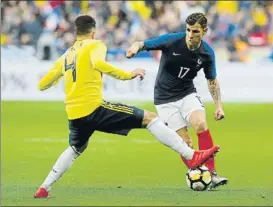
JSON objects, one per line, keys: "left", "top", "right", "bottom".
{"left": 39, "top": 39, "right": 133, "bottom": 120}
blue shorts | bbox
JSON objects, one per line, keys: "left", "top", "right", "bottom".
{"left": 68, "top": 100, "right": 144, "bottom": 148}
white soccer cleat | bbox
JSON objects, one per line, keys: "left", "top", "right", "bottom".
{"left": 208, "top": 172, "right": 228, "bottom": 190}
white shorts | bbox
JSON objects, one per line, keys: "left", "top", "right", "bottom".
{"left": 155, "top": 93, "right": 205, "bottom": 131}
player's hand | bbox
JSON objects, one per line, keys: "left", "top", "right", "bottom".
{"left": 126, "top": 43, "right": 139, "bottom": 58}
{"left": 132, "top": 68, "right": 145, "bottom": 80}
{"left": 214, "top": 107, "right": 225, "bottom": 121}
{"left": 126, "top": 42, "right": 143, "bottom": 58}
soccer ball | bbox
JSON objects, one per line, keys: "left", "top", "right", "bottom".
{"left": 186, "top": 166, "right": 212, "bottom": 191}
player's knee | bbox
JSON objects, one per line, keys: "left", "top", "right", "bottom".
{"left": 193, "top": 120, "right": 207, "bottom": 133}
{"left": 142, "top": 110, "right": 158, "bottom": 127}
{"left": 71, "top": 142, "right": 89, "bottom": 155}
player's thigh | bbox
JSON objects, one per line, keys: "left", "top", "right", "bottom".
{"left": 181, "top": 93, "right": 206, "bottom": 125}
{"left": 155, "top": 102, "right": 188, "bottom": 131}
{"left": 90, "top": 100, "right": 144, "bottom": 136}
{"left": 68, "top": 117, "right": 94, "bottom": 151}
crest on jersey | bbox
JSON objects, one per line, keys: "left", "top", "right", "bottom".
{"left": 196, "top": 58, "right": 202, "bottom": 68}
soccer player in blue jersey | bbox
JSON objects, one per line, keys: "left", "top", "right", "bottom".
{"left": 127, "top": 13, "right": 228, "bottom": 189}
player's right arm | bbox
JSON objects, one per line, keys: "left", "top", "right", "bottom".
{"left": 126, "top": 33, "right": 184, "bottom": 58}
{"left": 91, "top": 42, "right": 145, "bottom": 80}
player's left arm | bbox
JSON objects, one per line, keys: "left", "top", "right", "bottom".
{"left": 204, "top": 50, "right": 225, "bottom": 121}
{"left": 206, "top": 76, "right": 222, "bottom": 110}
{"left": 38, "top": 57, "right": 63, "bottom": 91}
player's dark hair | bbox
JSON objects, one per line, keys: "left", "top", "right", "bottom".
{"left": 75, "top": 15, "right": 96, "bottom": 35}
{"left": 186, "top": 13, "right": 207, "bottom": 29}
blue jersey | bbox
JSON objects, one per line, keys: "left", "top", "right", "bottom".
{"left": 143, "top": 32, "right": 216, "bottom": 105}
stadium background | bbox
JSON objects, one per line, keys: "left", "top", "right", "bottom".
{"left": 2, "top": 1, "right": 273, "bottom": 206}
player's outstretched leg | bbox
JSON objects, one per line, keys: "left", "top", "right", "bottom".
{"left": 189, "top": 110, "right": 228, "bottom": 189}
{"left": 143, "top": 111, "right": 220, "bottom": 168}
{"left": 34, "top": 146, "right": 80, "bottom": 198}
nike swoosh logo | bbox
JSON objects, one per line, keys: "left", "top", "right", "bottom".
{"left": 173, "top": 52, "right": 181, "bottom": 56}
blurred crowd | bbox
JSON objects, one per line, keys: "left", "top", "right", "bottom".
{"left": 1, "top": 0, "right": 273, "bottom": 62}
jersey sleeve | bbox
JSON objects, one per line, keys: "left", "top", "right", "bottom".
{"left": 38, "top": 56, "right": 63, "bottom": 91}
{"left": 203, "top": 47, "right": 217, "bottom": 79}
{"left": 90, "top": 42, "right": 132, "bottom": 80}
{"left": 143, "top": 32, "right": 185, "bottom": 51}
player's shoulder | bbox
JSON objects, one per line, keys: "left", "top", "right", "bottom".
{"left": 155, "top": 32, "right": 185, "bottom": 47}
{"left": 83, "top": 39, "right": 104, "bottom": 45}
{"left": 163, "top": 32, "right": 186, "bottom": 42}
{"left": 83, "top": 39, "right": 107, "bottom": 49}
{"left": 165, "top": 32, "right": 186, "bottom": 38}
{"left": 201, "top": 40, "right": 215, "bottom": 57}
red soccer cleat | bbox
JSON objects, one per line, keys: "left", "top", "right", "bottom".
{"left": 187, "top": 145, "right": 220, "bottom": 169}
{"left": 34, "top": 187, "right": 49, "bottom": 198}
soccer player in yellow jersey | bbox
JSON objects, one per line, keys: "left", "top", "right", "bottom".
{"left": 34, "top": 15, "right": 220, "bottom": 198}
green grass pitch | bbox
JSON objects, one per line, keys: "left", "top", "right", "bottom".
{"left": 2, "top": 101, "right": 273, "bottom": 206}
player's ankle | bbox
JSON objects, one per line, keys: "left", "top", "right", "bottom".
{"left": 40, "top": 185, "right": 50, "bottom": 192}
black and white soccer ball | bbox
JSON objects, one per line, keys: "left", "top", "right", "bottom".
{"left": 186, "top": 166, "right": 212, "bottom": 191}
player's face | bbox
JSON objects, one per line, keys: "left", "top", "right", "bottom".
{"left": 186, "top": 23, "right": 207, "bottom": 48}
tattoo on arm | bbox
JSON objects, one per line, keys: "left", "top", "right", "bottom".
{"left": 207, "top": 79, "right": 222, "bottom": 106}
